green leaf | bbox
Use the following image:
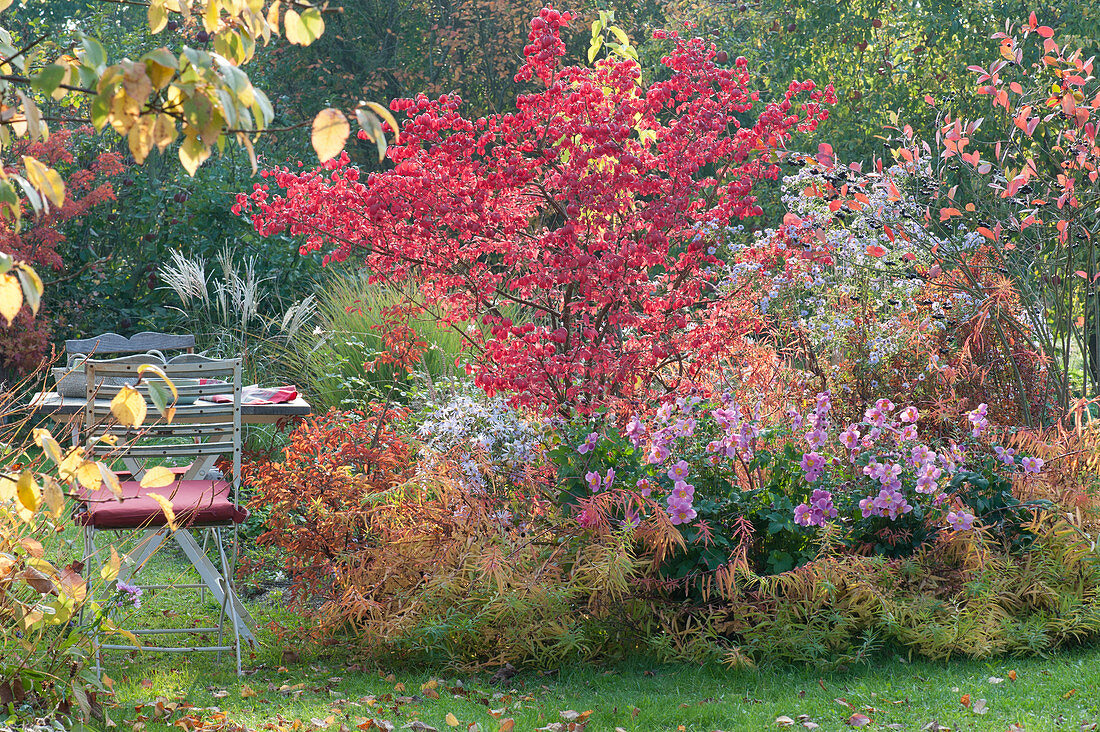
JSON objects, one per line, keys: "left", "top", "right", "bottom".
{"left": 588, "top": 37, "right": 603, "bottom": 63}
{"left": 141, "top": 47, "right": 179, "bottom": 70}
{"left": 81, "top": 34, "right": 107, "bottom": 70}
{"left": 32, "top": 64, "right": 66, "bottom": 97}
{"left": 609, "top": 25, "right": 630, "bottom": 47}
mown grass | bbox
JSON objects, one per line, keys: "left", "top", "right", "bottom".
{"left": 89, "top": 546, "right": 1100, "bottom": 732}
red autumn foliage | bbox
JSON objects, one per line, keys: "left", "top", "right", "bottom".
{"left": 0, "top": 127, "right": 124, "bottom": 377}
{"left": 235, "top": 9, "right": 835, "bottom": 415}
{"left": 241, "top": 407, "right": 413, "bottom": 601}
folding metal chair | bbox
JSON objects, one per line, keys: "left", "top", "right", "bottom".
{"left": 77, "top": 357, "right": 254, "bottom": 675}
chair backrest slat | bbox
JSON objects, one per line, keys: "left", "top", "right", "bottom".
{"left": 84, "top": 358, "right": 242, "bottom": 490}
{"left": 66, "top": 331, "right": 196, "bottom": 356}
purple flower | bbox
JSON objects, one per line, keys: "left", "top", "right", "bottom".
{"left": 899, "top": 406, "right": 919, "bottom": 423}
{"left": 946, "top": 510, "right": 976, "bottom": 531}
{"left": 577, "top": 432, "right": 599, "bottom": 455}
{"left": 859, "top": 496, "right": 878, "bottom": 518}
{"left": 795, "top": 488, "right": 838, "bottom": 527}
{"left": 672, "top": 418, "right": 696, "bottom": 437}
{"left": 646, "top": 443, "right": 671, "bottom": 465}
{"left": 840, "top": 425, "right": 861, "bottom": 450}
{"left": 1021, "top": 456, "right": 1044, "bottom": 474}
{"left": 896, "top": 424, "right": 918, "bottom": 443}
{"left": 915, "top": 464, "right": 943, "bottom": 494}
{"left": 967, "top": 404, "right": 989, "bottom": 437}
{"left": 875, "top": 398, "right": 896, "bottom": 413}
{"left": 669, "top": 480, "right": 694, "bottom": 504}
{"left": 604, "top": 468, "right": 615, "bottom": 489}
{"left": 794, "top": 503, "right": 811, "bottom": 526}
{"left": 625, "top": 417, "right": 646, "bottom": 447}
{"left": 668, "top": 505, "right": 698, "bottom": 525}
{"left": 800, "top": 451, "right": 826, "bottom": 482}
{"left": 116, "top": 580, "right": 143, "bottom": 609}
{"left": 636, "top": 478, "right": 653, "bottom": 497}
{"left": 872, "top": 487, "right": 912, "bottom": 520}
{"left": 910, "top": 445, "right": 936, "bottom": 467}
{"left": 667, "top": 460, "right": 690, "bottom": 481}
{"left": 804, "top": 428, "right": 827, "bottom": 449}
{"left": 585, "top": 470, "right": 602, "bottom": 492}
{"left": 864, "top": 406, "right": 887, "bottom": 428}
{"left": 993, "top": 445, "right": 1017, "bottom": 467}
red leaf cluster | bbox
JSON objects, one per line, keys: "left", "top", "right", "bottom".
{"left": 236, "top": 11, "right": 834, "bottom": 415}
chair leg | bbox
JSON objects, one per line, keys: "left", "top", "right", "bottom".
{"left": 215, "top": 527, "right": 243, "bottom": 676}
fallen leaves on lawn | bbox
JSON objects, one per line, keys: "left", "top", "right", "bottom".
{"left": 971, "top": 698, "right": 987, "bottom": 715}
{"left": 847, "top": 713, "right": 871, "bottom": 727}
{"left": 1008, "top": 670, "right": 1017, "bottom": 682}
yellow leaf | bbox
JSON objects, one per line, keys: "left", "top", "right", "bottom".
{"left": 240, "top": 684, "right": 258, "bottom": 699}
{"left": 22, "top": 156, "right": 65, "bottom": 208}
{"left": 101, "top": 546, "right": 121, "bottom": 583}
{"left": 15, "top": 263, "right": 43, "bottom": 315}
{"left": 147, "top": 492, "right": 177, "bottom": 530}
{"left": 59, "top": 447, "right": 86, "bottom": 482}
{"left": 0, "top": 0, "right": 13, "bottom": 12}
{"left": 204, "top": 0, "right": 220, "bottom": 33}
{"left": 153, "top": 113, "right": 177, "bottom": 152}
{"left": 179, "top": 132, "right": 210, "bottom": 176}
{"left": 148, "top": 0, "right": 168, "bottom": 33}
{"left": 445, "top": 714, "right": 460, "bottom": 727}
{"left": 0, "top": 475, "right": 14, "bottom": 502}
{"left": 111, "top": 385, "right": 147, "bottom": 427}
{"left": 42, "top": 477, "right": 65, "bottom": 519}
{"left": 128, "top": 115, "right": 156, "bottom": 164}
{"left": 17, "top": 471, "right": 40, "bottom": 512}
{"left": 284, "top": 7, "right": 324, "bottom": 45}
{"left": 76, "top": 461, "right": 103, "bottom": 490}
{"left": 138, "top": 363, "right": 177, "bottom": 398}
{"left": 0, "top": 273, "right": 23, "bottom": 325}
{"left": 266, "top": 0, "right": 281, "bottom": 35}
{"left": 363, "top": 101, "right": 400, "bottom": 142}
{"left": 311, "top": 108, "right": 349, "bottom": 163}
{"left": 98, "top": 462, "right": 123, "bottom": 498}
{"left": 140, "top": 466, "right": 177, "bottom": 489}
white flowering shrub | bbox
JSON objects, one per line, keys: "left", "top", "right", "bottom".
{"left": 414, "top": 379, "right": 544, "bottom": 492}
{"left": 718, "top": 153, "right": 1051, "bottom": 424}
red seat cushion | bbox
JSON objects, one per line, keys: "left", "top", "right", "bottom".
{"left": 76, "top": 480, "right": 248, "bottom": 529}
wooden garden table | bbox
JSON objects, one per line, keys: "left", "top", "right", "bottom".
{"left": 28, "top": 391, "right": 312, "bottom": 427}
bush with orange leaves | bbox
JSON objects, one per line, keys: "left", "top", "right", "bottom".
{"left": 243, "top": 406, "right": 689, "bottom": 667}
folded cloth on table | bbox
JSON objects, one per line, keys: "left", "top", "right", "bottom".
{"left": 197, "top": 381, "right": 299, "bottom": 405}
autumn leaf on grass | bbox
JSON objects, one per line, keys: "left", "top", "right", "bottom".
{"left": 775, "top": 717, "right": 795, "bottom": 727}
{"left": 971, "top": 699, "right": 987, "bottom": 715}
{"left": 240, "top": 684, "right": 258, "bottom": 699}
{"left": 847, "top": 714, "right": 871, "bottom": 728}
{"left": 444, "top": 714, "right": 460, "bottom": 728}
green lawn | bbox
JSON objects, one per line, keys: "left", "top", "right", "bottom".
{"left": 91, "top": 545, "right": 1100, "bottom": 732}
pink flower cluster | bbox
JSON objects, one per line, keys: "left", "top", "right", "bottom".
{"left": 794, "top": 489, "right": 837, "bottom": 527}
